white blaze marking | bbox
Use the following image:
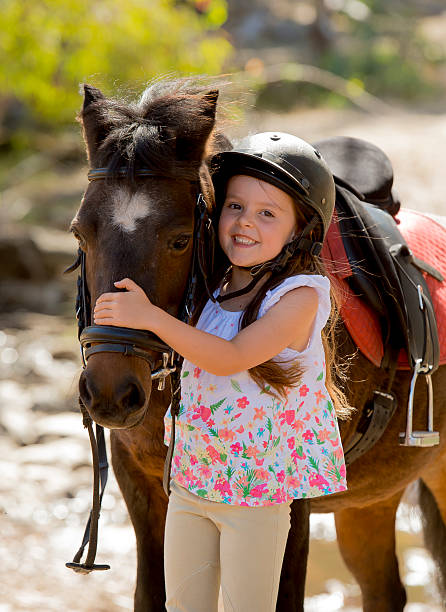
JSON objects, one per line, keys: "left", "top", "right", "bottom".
{"left": 111, "top": 186, "right": 151, "bottom": 232}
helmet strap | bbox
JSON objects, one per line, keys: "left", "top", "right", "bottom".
{"left": 216, "top": 269, "right": 270, "bottom": 303}
{"left": 216, "top": 216, "right": 322, "bottom": 304}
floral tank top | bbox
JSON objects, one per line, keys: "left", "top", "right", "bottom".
{"left": 164, "top": 274, "right": 347, "bottom": 507}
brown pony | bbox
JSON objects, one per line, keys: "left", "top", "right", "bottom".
{"left": 71, "top": 80, "right": 446, "bottom": 611}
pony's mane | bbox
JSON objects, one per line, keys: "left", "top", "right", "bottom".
{"left": 84, "top": 78, "right": 219, "bottom": 181}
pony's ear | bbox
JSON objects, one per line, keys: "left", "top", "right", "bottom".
{"left": 176, "top": 89, "right": 219, "bottom": 162}
{"left": 201, "top": 90, "right": 219, "bottom": 117}
{"left": 79, "top": 84, "right": 109, "bottom": 165}
{"left": 83, "top": 84, "right": 105, "bottom": 108}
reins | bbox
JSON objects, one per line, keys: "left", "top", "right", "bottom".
{"left": 65, "top": 167, "right": 215, "bottom": 573}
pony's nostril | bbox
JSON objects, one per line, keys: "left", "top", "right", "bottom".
{"left": 79, "top": 372, "right": 92, "bottom": 406}
{"left": 118, "top": 381, "right": 145, "bottom": 411}
{"left": 77, "top": 371, "right": 147, "bottom": 428}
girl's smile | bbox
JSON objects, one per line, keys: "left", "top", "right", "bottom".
{"left": 218, "top": 174, "right": 297, "bottom": 268}
{"left": 232, "top": 234, "right": 258, "bottom": 247}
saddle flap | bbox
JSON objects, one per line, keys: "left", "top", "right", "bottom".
{"left": 335, "top": 186, "right": 404, "bottom": 352}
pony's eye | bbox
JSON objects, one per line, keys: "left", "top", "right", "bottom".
{"left": 171, "top": 234, "right": 191, "bottom": 251}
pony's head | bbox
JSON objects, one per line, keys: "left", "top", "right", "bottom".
{"left": 71, "top": 80, "right": 219, "bottom": 429}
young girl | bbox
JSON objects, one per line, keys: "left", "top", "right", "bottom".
{"left": 94, "top": 132, "right": 350, "bottom": 611}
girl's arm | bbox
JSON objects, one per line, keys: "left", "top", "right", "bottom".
{"left": 94, "top": 278, "right": 318, "bottom": 376}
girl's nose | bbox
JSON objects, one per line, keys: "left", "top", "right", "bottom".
{"left": 238, "top": 209, "right": 255, "bottom": 226}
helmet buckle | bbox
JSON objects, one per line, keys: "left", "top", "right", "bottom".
{"left": 310, "top": 242, "right": 323, "bottom": 256}
{"left": 249, "top": 261, "right": 270, "bottom": 277}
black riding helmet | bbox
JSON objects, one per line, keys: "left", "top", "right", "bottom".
{"left": 209, "top": 132, "right": 336, "bottom": 302}
{"left": 211, "top": 131, "right": 336, "bottom": 247}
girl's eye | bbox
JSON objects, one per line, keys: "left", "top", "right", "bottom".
{"left": 261, "top": 210, "right": 274, "bottom": 218}
{"left": 227, "top": 202, "right": 241, "bottom": 210}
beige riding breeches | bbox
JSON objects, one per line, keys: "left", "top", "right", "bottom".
{"left": 164, "top": 480, "right": 291, "bottom": 612}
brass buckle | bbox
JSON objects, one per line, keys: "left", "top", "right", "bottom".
{"left": 151, "top": 352, "right": 177, "bottom": 390}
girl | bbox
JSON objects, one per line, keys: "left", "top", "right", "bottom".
{"left": 94, "top": 132, "right": 350, "bottom": 612}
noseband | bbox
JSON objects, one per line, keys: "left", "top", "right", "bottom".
{"left": 65, "top": 167, "right": 214, "bottom": 573}
{"left": 80, "top": 326, "right": 177, "bottom": 389}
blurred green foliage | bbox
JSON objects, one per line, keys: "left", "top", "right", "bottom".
{"left": 0, "top": 0, "right": 231, "bottom": 128}
{"left": 254, "top": 1, "right": 446, "bottom": 112}
{"left": 322, "top": 3, "right": 445, "bottom": 101}
{"left": 334, "top": 2, "right": 444, "bottom": 98}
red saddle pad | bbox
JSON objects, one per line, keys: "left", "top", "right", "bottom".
{"left": 321, "top": 208, "right": 446, "bottom": 369}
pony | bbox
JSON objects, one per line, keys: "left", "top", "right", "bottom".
{"left": 70, "top": 79, "right": 446, "bottom": 611}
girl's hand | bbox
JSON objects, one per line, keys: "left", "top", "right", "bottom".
{"left": 93, "top": 278, "right": 159, "bottom": 331}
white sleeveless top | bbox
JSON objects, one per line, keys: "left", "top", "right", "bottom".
{"left": 164, "top": 274, "right": 347, "bottom": 506}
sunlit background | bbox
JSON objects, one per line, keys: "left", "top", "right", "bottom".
{"left": 1, "top": 1, "right": 446, "bottom": 610}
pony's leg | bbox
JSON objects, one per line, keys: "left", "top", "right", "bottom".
{"left": 276, "top": 499, "right": 310, "bottom": 612}
{"left": 111, "top": 434, "right": 167, "bottom": 612}
{"left": 334, "top": 491, "right": 406, "bottom": 612}
{"left": 418, "top": 464, "right": 446, "bottom": 605}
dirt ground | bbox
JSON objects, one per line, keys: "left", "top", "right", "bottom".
{"left": 1, "top": 106, "right": 445, "bottom": 611}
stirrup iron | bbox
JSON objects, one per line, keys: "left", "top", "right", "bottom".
{"left": 399, "top": 359, "right": 439, "bottom": 447}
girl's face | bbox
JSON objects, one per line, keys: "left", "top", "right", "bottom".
{"left": 218, "top": 174, "right": 297, "bottom": 268}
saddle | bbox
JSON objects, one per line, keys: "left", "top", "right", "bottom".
{"left": 315, "top": 136, "right": 443, "bottom": 460}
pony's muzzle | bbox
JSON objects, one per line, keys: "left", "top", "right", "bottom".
{"left": 79, "top": 368, "right": 148, "bottom": 429}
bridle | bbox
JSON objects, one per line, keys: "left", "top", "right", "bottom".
{"left": 65, "top": 167, "right": 214, "bottom": 573}
{"left": 74, "top": 243, "right": 178, "bottom": 391}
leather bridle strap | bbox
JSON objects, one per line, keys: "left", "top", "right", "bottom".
{"left": 79, "top": 325, "right": 178, "bottom": 381}
{"left": 162, "top": 193, "right": 215, "bottom": 495}
{"left": 162, "top": 369, "right": 182, "bottom": 496}
{"left": 87, "top": 167, "right": 159, "bottom": 181}
{"left": 66, "top": 401, "right": 110, "bottom": 573}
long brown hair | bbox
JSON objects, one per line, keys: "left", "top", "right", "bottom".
{"left": 240, "top": 258, "right": 352, "bottom": 418}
